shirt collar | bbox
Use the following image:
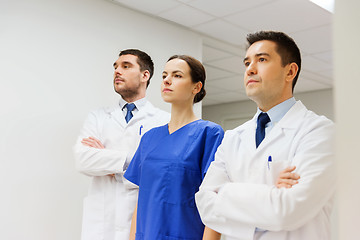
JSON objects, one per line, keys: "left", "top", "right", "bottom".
{"left": 256, "top": 97, "right": 296, "bottom": 123}
{"left": 118, "top": 97, "right": 147, "bottom": 111}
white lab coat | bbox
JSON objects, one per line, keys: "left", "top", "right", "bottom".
{"left": 74, "top": 100, "right": 170, "bottom": 240}
{"left": 195, "top": 101, "right": 335, "bottom": 240}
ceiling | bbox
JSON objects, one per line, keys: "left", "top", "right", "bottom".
{"left": 109, "top": 0, "right": 333, "bottom": 106}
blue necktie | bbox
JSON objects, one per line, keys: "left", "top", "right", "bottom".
{"left": 256, "top": 112, "right": 270, "bottom": 148}
{"left": 125, "top": 103, "right": 136, "bottom": 123}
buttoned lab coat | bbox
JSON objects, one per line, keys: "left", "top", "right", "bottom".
{"left": 195, "top": 101, "right": 335, "bottom": 240}
{"left": 74, "top": 100, "right": 170, "bottom": 240}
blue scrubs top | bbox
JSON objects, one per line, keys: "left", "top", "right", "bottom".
{"left": 124, "top": 119, "right": 224, "bottom": 240}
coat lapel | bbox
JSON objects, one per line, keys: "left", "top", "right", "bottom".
{"left": 257, "top": 101, "right": 307, "bottom": 151}
{"left": 236, "top": 116, "right": 257, "bottom": 153}
{"left": 107, "top": 105, "right": 127, "bottom": 128}
{"left": 127, "top": 101, "right": 156, "bottom": 126}
{"left": 108, "top": 100, "right": 157, "bottom": 129}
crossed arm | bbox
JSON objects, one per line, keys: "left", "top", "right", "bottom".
{"left": 75, "top": 132, "right": 127, "bottom": 177}
{"left": 201, "top": 166, "right": 299, "bottom": 240}
{"left": 79, "top": 137, "right": 116, "bottom": 177}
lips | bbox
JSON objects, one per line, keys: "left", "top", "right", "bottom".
{"left": 162, "top": 88, "right": 173, "bottom": 92}
{"left": 114, "top": 77, "right": 125, "bottom": 83}
{"left": 246, "top": 79, "right": 259, "bottom": 86}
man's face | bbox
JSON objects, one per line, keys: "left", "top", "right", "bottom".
{"left": 243, "top": 40, "right": 291, "bottom": 110}
{"left": 113, "top": 54, "right": 143, "bottom": 99}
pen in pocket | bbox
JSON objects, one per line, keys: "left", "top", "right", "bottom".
{"left": 267, "top": 156, "right": 272, "bottom": 170}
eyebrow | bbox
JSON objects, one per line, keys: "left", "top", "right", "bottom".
{"left": 113, "top": 61, "right": 133, "bottom": 67}
{"left": 243, "top": 53, "right": 270, "bottom": 63}
{"left": 162, "top": 70, "right": 184, "bottom": 74}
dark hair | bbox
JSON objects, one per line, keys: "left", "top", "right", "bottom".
{"left": 246, "top": 31, "right": 301, "bottom": 92}
{"left": 167, "top": 55, "right": 206, "bottom": 103}
{"left": 119, "top": 49, "right": 154, "bottom": 88}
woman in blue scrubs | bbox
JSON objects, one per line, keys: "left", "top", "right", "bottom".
{"left": 124, "top": 55, "right": 224, "bottom": 240}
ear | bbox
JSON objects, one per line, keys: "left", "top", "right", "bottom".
{"left": 192, "top": 81, "right": 202, "bottom": 95}
{"left": 141, "top": 70, "right": 150, "bottom": 84}
{"left": 285, "top": 62, "right": 299, "bottom": 84}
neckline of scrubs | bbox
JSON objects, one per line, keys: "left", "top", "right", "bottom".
{"left": 166, "top": 119, "right": 202, "bottom": 135}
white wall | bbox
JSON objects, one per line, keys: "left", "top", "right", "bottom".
{"left": 334, "top": 1, "right": 360, "bottom": 239}
{"left": 203, "top": 88, "right": 334, "bottom": 130}
{"left": 0, "top": 0, "right": 202, "bottom": 239}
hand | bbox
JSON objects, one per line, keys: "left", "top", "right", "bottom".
{"left": 276, "top": 166, "right": 300, "bottom": 189}
{"left": 81, "top": 136, "right": 105, "bottom": 149}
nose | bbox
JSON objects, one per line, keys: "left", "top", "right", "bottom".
{"left": 114, "top": 66, "right": 121, "bottom": 75}
{"left": 245, "top": 62, "right": 257, "bottom": 76}
{"left": 162, "top": 75, "right": 171, "bottom": 85}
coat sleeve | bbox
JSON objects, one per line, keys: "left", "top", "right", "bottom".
{"left": 195, "top": 118, "right": 336, "bottom": 238}
{"left": 74, "top": 110, "right": 128, "bottom": 177}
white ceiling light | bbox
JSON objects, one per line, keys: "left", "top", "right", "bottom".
{"left": 309, "top": 0, "right": 334, "bottom": 13}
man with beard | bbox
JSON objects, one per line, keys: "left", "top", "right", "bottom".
{"left": 74, "top": 49, "right": 170, "bottom": 240}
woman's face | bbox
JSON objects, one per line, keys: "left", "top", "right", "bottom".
{"left": 161, "top": 59, "right": 200, "bottom": 104}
